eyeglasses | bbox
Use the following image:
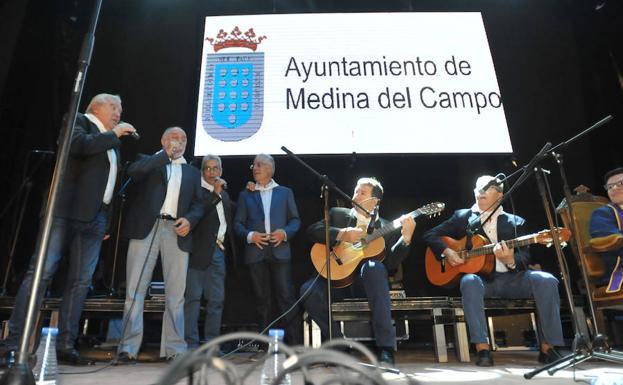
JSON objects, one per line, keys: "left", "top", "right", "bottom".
{"left": 249, "top": 162, "right": 270, "bottom": 170}
{"left": 604, "top": 180, "right": 623, "bottom": 191}
{"left": 204, "top": 166, "right": 221, "bottom": 172}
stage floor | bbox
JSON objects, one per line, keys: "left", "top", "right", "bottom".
{"left": 55, "top": 348, "right": 622, "bottom": 385}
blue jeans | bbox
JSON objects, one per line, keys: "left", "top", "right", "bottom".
{"left": 6, "top": 211, "right": 107, "bottom": 350}
{"left": 184, "top": 248, "right": 226, "bottom": 348}
{"left": 300, "top": 260, "right": 395, "bottom": 348}
{"left": 460, "top": 270, "right": 565, "bottom": 346}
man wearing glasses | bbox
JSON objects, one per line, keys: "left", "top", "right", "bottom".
{"left": 590, "top": 167, "right": 623, "bottom": 294}
{"left": 234, "top": 153, "right": 301, "bottom": 344}
{"left": 423, "top": 175, "right": 564, "bottom": 367}
{"left": 184, "top": 155, "right": 237, "bottom": 350}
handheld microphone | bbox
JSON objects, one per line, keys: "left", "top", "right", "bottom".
{"left": 215, "top": 177, "right": 228, "bottom": 190}
{"left": 129, "top": 131, "right": 140, "bottom": 140}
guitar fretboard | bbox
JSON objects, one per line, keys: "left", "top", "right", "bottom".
{"left": 460, "top": 233, "right": 537, "bottom": 259}
{"left": 363, "top": 209, "right": 422, "bottom": 243}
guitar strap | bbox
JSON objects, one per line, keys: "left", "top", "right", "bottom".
{"left": 605, "top": 204, "right": 623, "bottom": 293}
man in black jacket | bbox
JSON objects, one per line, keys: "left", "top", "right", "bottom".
{"left": 423, "top": 175, "right": 564, "bottom": 367}
{"left": 0, "top": 94, "right": 137, "bottom": 367}
{"left": 300, "top": 177, "right": 415, "bottom": 366}
{"left": 115, "top": 127, "right": 204, "bottom": 363}
{"left": 184, "top": 154, "right": 236, "bottom": 349}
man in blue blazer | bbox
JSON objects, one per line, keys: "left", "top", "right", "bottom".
{"left": 234, "top": 153, "right": 301, "bottom": 344}
{"left": 423, "top": 175, "right": 564, "bottom": 367}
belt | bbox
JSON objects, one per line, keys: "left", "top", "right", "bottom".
{"left": 158, "top": 214, "right": 177, "bottom": 221}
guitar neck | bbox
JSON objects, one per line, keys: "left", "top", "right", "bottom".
{"left": 462, "top": 233, "right": 536, "bottom": 259}
{"left": 364, "top": 209, "right": 421, "bottom": 243}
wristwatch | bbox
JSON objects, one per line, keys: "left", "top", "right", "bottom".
{"left": 506, "top": 262, "right": 517, "bottom": 270}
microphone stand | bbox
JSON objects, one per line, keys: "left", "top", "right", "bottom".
{"left": 107, "top": 176, "right": 132, "bottom": 298}
{"left": 524, "top": 115, "right": 623, "bottom": 379}
{"left": 280, "top": 146, "right": 372, "bottom": 340}
{"left": 0, "top": 1, "right": 103, "bottom": 384}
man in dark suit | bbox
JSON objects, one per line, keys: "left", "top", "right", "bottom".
{"left": 184, "top": 154, "right": 237, "bottom": 349}
{"left": 0, "top": 94, "right": 137, "bottom": 367}
{"left": 423, "top": 175, "right": 564, "bottom": 367}
{"left": 115, "top": 127, "right": 204, "bottom": 363}
{"left": 300, "top": 177, "right": 415, "bottom": 366}
{"left": 234, "top": 153, "right": 301, "bottom": 344}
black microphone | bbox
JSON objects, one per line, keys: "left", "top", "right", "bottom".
{"left": 129, "top": 131, "right": 140, "bottom": 140}
{"left": 480, "top": 173, "right": 505, "bottom": 192}
{"left": 366, "top": 205, "right": 378, "bottom": 235}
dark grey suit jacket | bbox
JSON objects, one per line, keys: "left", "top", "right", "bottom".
{"left": 189, "top": 189, "right": 237, "bottom": 269}
{"left": 121, "top": 150, "right": 204, "bottom": 252}
{"left": 55, "top": 113, "right": 121, "bottom": 222}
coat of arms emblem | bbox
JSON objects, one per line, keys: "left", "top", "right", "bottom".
{"left": 201, "top": 27, "right": 266, "bottom": 141}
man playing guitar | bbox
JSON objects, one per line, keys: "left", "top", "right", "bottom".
{"left": 300, "top": 177, "right": 415, "bottom": 366}
{"left": 423, "top": 175, "right": 564, "bottom": 367}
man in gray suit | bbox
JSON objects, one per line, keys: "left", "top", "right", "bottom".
{"left": 115, "top": 127, "right": 204, "bottom": 364}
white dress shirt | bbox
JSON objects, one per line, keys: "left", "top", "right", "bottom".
{"left": 247, "top": 179, "right": 280, "bottom": 243}
{"left": 471, "top": 203, "right": 509, "bottom": 273}
{"left": 85, "top": 113, "right": 117, "bottom": 205}
{"left": 160, "top": 153, "right": 186, "bottom": 218}
{"left": 202, "top": 178, "right": 227, "bottom": 242}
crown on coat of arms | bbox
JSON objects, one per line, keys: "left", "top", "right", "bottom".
{"left": 206, "top": 27, "right": 267, "bottom": 52}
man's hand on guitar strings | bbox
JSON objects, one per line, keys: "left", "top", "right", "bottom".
{"left": 443, "top": 248, "right": 464, "bottom": 267}
{"left": 493, "top": 240, "right": 515, "bottom": 265}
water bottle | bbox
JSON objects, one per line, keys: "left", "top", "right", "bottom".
{"left": 260, "top": 329, "right": 291, "bottom": 385}
{"left": 32, "top": 327, "right": 60, "bottom": 385}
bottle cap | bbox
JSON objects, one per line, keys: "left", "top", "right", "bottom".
{"left": 268, "top": 329, "right": 285, "bottom": 339}
{"left": 41, "top": 327, "right": 58, "bottom": 336}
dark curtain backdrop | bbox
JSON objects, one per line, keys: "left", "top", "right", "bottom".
{"left": 0, "top": 0, "right": 621, "bottom": 326}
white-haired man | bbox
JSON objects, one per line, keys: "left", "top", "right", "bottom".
{"left": 0, "top": 94, "right": 137, "bottom": 367}
{"left": 115, "top": 127, "right": 204, "bottom": 363}
{"left": 423, "top": 175, "right": 564, "bottom": 367}
{"left": 234, "top": 154, "right": 301, "bottom": 344}
{"left": 185, "top": 155, "right": 237, "bottom": 349}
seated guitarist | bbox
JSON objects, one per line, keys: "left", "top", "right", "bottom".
{"left": 423, "top": 175, "right": 564, "bottom": 367}
{"left": 300, "top": 177, "right": 415, "bottom": 366}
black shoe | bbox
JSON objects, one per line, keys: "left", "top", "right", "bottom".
{"left": 0, "top": 350, "right": 16, "bottom": 369}
{"left": 113, "top": 352, "right": 136, "bottom": 365}
{"left": 0, "top": 350, "right": 37, "bottom": 369}
{"left": 538, "top": 347, "right": 562, "bottom": 364}
{"left": 378, "top": 348, "right": 395, "bottom": 367}
{"left": 57, "top": 348, "right": 95, "bottom": 366}
{"left": 475, "top": 349, "right": 494, "bottom": 367}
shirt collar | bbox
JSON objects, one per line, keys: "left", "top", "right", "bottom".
{"left": 254, "top": 179, "right": 279, "bottom": 191}
{"left": 85, "top": 113, "right": 107, "bottom": 134}
{"left": 470, "top": 203, "right": 504, "bottom": 219}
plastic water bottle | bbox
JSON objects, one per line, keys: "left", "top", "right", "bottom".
{"left": 32, "top": 327, "right": 60, "bottom": 385}
{"left": 260, "top": 329, "right": 291, "bottom": 385}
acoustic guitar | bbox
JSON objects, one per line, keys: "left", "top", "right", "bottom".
{"left": 424, "top": 227, "right": 571, "bottom": 288}
{"left": 310, "top": 202, "right": 445, "bottom": 288}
